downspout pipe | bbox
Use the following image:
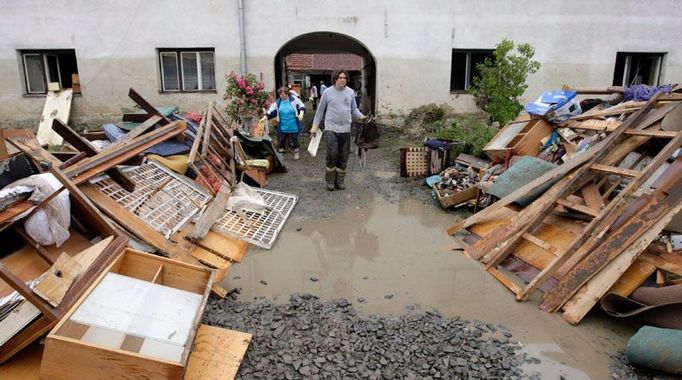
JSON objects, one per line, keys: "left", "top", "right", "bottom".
{"left": 238, "top": 0, "right": 247, "bottom": 76}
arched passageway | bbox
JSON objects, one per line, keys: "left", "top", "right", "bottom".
{"left": 274, "top": 32, "right": 377, "bottom": 114}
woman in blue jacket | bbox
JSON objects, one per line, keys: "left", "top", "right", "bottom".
{"left": 266, "top": 87, "right": 306, "bottom": 160}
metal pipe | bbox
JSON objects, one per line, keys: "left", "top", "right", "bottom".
{"left": 238, "top": 0, "right": 247, "bottom": 75}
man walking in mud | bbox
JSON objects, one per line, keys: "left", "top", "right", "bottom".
{"left": 311, "top": 70, "right": 365, "bottom": 191}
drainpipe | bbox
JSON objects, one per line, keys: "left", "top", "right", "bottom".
{"left": 238, "top": 0, "right": 247, "bottom": 76}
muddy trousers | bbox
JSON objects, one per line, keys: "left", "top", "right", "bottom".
{"left": 324, "top": 131, "right": 351, "bottom": 190}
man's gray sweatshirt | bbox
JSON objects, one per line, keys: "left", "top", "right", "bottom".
{"left": 313, "top": 86, "right": 364, "bottom": 134}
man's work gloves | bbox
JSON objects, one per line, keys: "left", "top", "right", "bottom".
{"left": 310, "top": 124, "right": 320, "bottom": 137}
{"left": 298, "top": 111, "right": 304, "bottom": 121}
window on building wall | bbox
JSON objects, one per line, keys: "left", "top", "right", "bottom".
{"left": 20, "top": 49, "right": 80, "bottom": 95}
{"left": 612, "top": 52, "right": 665, "bottom": 86}
{"left": 158, "top": 48, "right": 216, "bottom": 92}
{"left": 450, "top": 49, "right": 494, "bottom": 92}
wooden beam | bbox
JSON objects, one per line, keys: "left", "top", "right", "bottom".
{"left": 51, "top": 119, "right": 135, "bottom": 192}
{"left": 590, "top": 163, "right": 641, "bottom": 178}
{"left": 186, "top": 183, "right": 231, "bottom": 242}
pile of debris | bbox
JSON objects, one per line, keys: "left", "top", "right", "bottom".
{"left": 0, "top": 87, "right": 298, "bottom": 377}
{"left": 442, "top": 85, "right": 682, "bottom": 374}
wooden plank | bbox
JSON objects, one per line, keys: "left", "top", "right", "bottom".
{"left": 521, "top": 233, "right": 558, "bottom": 254}
{"left": 191, "top": 247, "right": 231, "bottom": 283}
{"left": 201, "top": 102, "right": 214, "bottom": 158}
{"left": 186, "top": 183, "right": 231, "bottom": 242}
{"left": 541, "top": 182, "right": 682, "bottom": 313}
{"left": 581, "top": 183, "right": 605, "bottom": 211}
{"left": 607, "top": 258, "right": 657, "bottom": 297}
{"left": 590, "top": 163, "right": 640, "bottom": 178}
{"left": 64, "top": 121, "right": 186, "bottom": 184}
{"left": 72, "top": 237, "right": 115, "bottom": 271}
{"left": 51, "top": 119, "right": 135, "bottom": 192}
{"left": 36, "top": 89, "right": 73, "bottom": 146}
{"left": 187, "top": 110, "right": 207, "bottom": 164}
{"left": 96, "top": 115, "right": 163, "bottom": 156}
{"left": 127, "top": 88, "right": 171, "bottom": 126}
{"left": 174, "top": 226, "right": 248, "bottom": 264}
{"left": 624, "top": 129, "right": 680, "bottom": 137}
{"left": 640, "top": 251, "right": 682, "bottom": 276}
{"left": 33, "top": 253, "right": 82, "bottom": 307}
{"left": 184, "top": 324, "right": 252, "bottom": 380}
{"left": 488, "top": 267, "right": 524, "bottom": 295}
{"left": 560, "top": 204, "right": 681, "bottom": 325}
{"left": 556, "top": 198, "right": 601, "bottom": 217}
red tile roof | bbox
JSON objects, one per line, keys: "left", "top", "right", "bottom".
{"left": 286, "top": 54, "right": 362, "bottom": 71}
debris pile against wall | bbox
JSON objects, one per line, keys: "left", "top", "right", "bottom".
{"left": 435, "top": 84, "right": 682, "bottom": 339}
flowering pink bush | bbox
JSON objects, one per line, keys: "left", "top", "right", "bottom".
{"left": 224, "top": 71, "right": 271, "bottom": 125}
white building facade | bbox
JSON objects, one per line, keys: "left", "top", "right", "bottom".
{"left": 1, "top": 0, "right": 680, "bottom": 126}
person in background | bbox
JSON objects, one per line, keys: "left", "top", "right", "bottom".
{"left": 266, "top": 86, "right": 306, "bottom": 160}
{"left": 310, "top": 84, "right": 318, "bottom": 110}
{"left": 311, "top": 70, "right": 365, "bottom": 190}
{"left": 319, "top": 81, "right": 327, "bottom": 96}
{"left": 287, "top": 84, "right": 300, "bottom": 98}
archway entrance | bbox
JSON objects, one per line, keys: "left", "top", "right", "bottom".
{"left": 274, "top": 32, "right": 377, "bottom": 114}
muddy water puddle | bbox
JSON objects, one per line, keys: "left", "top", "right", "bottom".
{"left": 221, "top": 193, "right": 632, "bottom": 379}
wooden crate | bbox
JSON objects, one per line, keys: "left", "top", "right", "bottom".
{"left": 483, "top": 118, "right": 553, "bottom": 162}
{"left": 400, "top": 147, "right": 429, "bottom": 177}
{"left": 432, "top": 184, "right": 478, "bottom": 209}
{"left": 40, "top": 249, "right": 250, "bottom": 380}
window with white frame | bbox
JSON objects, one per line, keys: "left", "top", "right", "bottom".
{"left": 450, "top": 49, "right": 494, "bottom": 92}
{"left": 158, "top": 49, "right": 216, "bottom": 92}
{"left": 20, "top": 49, "right": 80, "bottom": 94}
{"left": 612, "top": 52, "right": 665, "bottom": 86}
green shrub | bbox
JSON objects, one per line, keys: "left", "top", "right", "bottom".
{"left": 405, "top": 103, "right": 444, "bottom": 126}
{"left": 470, "top": 39, "right": 541, "bottom": 125}
{"left": 434, "top": 114, "right": 498, "bottom": 158}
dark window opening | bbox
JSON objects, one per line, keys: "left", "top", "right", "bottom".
{"left": 612, "top": 52, "right": 665, "bottom": 86}
{"left": 450, "top": 49, "right": 494, "bottom": 92}
{"left": 157, "top": 48, "right": 216, "bottom": 92}
{"left": 21, "top": 49, "right": 80, "bottom": 95}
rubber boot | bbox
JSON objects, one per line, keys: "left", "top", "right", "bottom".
{"left": 335, "top": 170, "right": 346, "bottom": 190}
{"left": 325, "top": 169, "right": 336, "bottom": 191}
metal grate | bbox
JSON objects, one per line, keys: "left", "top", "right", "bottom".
{"left": 90, "top": 161, "right": 211, "bottom": 238}
{"left": 212, "top": 188, "right": 297, "bottom": 249}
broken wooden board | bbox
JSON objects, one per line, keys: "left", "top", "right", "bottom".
{"left": 72, "top": 237, "right": 115, "bottom": 272}
{"left": 33, "top": 254, "right": 82, "bottom": 308}
{"left": 187, "top": 183, "right": 231, "bottom": 242}
{"left": 37, "top": 89, "right": 73, "bottom": 146}
{"left": 607, "top": 258, "right": 657, "bottom": 297}
{"left": 184, "top": 324, "right": 251, "bottom": 380}
{"left": 190, "top": 246, "right": 231, "bottom": 282}
{"left": 175, "top": 226, "right": 248, "bottom": 264}
{"left": 560, "top": 201, "right": 682, "bottom": 325}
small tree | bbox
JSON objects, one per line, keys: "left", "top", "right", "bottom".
{"left": 224, "top": 71, "right": 271, "bottom": 125}
{"left": 470, "top": 39, "right": 541, "bottom": 125}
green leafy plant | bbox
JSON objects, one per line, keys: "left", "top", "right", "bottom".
{"left": 434, "top": 114, "right": 498, "bottom": 158}
{"left": 470, "top": 39, "right": 540, "bottom": 125}
{"left": 224, "top": 71, "right": 271, "bottom": 125}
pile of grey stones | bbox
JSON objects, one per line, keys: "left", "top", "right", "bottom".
{"left": 203, "top": 293, "right": 539, "bottom": 379}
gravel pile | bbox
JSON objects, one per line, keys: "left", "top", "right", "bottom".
{"left": 203, "top": 293, "right": 539, "bottom": 379}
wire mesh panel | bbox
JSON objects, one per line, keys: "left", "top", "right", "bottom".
{"left": 212, "top": 188, "right": 298, "bottom": 249}
{"left": 90, "top": 161, "right": 211, "bottom": 238}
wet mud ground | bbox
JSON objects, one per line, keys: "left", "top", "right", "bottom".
{"left": 208, "top": 123, "right": 640, "bottom": 379}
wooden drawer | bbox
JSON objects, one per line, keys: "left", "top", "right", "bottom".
{"left": 40, "top": 248, "right": 248, "bottom": 380}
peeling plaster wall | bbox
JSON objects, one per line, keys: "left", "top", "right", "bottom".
{"left": 1, "top": 0, "right": 681, "bottom": 127}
